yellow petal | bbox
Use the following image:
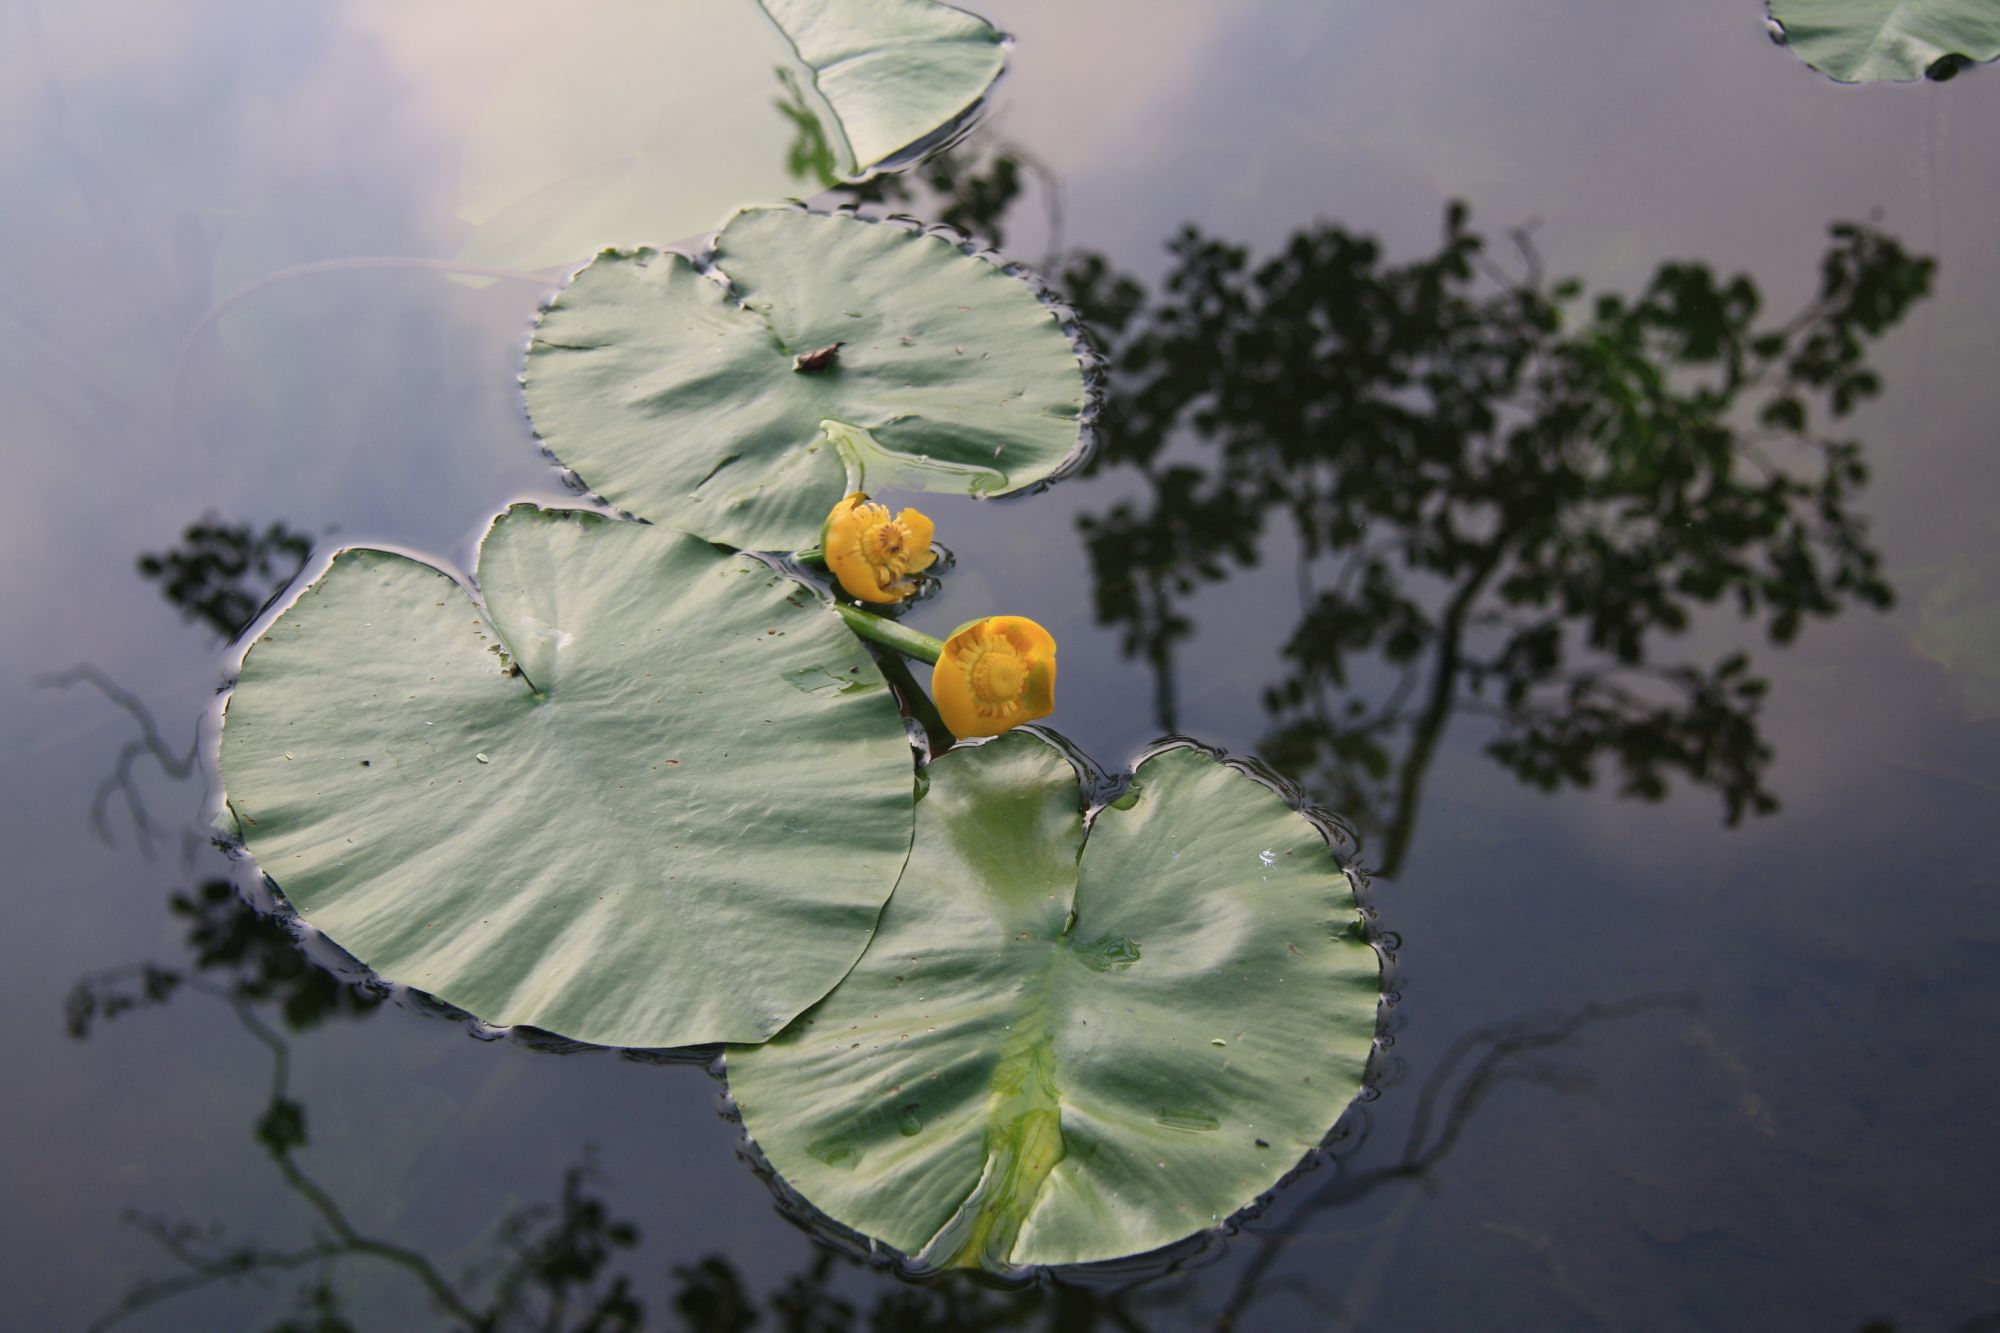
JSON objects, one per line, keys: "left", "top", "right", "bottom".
{"left": 1021, "top": 659, "right": 1055, "bottom": 715}
{"left": 930, "top": 615, "right": 1058, "bottom": 740}
{"left": 932, "top": 630, "right": 987, "bottom": 738}
{"left": 824, "top": 493, "right": 899, "bottom": 603}
{"left": 898, "top": 507, "right": 937, "bottom": 574}
{"left": 993, "top": 615, "right": 1056, "bottom": 663}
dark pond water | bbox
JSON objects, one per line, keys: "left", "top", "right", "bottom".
{"left": 6, "top": 1, "right": 2000, "bottom": 1328}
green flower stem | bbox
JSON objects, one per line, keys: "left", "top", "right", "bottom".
{"left": 792, "top": 546, "right": 826, "bottom": 567}
{"left": 870, "top": 645, "right": 957, "bottom": 757}
{"left": 835, "top": 604, "right": 945, "bottom": 665}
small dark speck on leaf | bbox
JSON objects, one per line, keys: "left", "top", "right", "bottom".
{"left": 360, "top": 760, "right": 371, "bottom": 767}
{"left": 1255, "top": 1138, "right": 1270, "bottom": 1148}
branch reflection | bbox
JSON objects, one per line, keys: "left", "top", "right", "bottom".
{"left": 73, "top": 873, "right": 1657, "bottom": 1330}
{"left": 833, "top": 144, "right": 1934, "bottom": 876}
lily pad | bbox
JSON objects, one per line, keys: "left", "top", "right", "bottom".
{"left": 523, "top": 206, "right": 1088, "bottom": 552}
{"left": 759, "top": 0, "right": 1007, "bottom": 173}
{"left": 726, "top": 731, "right": 1381, "bottom": 1269}
{"left": 1771, "top": 0, "right": 2000, "bottom": 82}
{"left": 218, "top": 505, "right": 917, "bottom": 1048}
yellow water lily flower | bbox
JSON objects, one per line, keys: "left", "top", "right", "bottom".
{"left": 823, "top": 492, "right": 937, "bottom": 604}
{"left": 932, "top": 616, "right": 1057, "bottom": 739}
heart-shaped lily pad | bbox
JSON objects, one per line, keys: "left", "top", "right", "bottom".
{"left": 726, "top": 731, "right": 1381, "bottom": 1269}
{"left": 218, "top": 505, "right": 917, "bottom": 1048}
{"left": 760, "top": 0, "right": 1007, "bottom": 173}
{"left": 523, "top": 206, "right": 1089, "bottom": 552}
{"left": 1771, "top": 0, "right": 2000, "bottom": 81}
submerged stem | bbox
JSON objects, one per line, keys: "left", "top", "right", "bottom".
{"left": 871, "top": 648, "right": 956, "bottom": 756}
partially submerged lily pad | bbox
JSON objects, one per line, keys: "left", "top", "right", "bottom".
{"left": 219, "top": 505, "right": 917, "bottom": 1048}
{"left": 524, "top": 207, "right": 1088, "bottom": 552}
{"left": 760, "top": 0, "right": 1007, "bottom": 173}
{"left": 1770, "top": 0, "right": 2000, "bottom": 82}
{"left": 727, "top": 731, "right": 1381, "bottom": 1270}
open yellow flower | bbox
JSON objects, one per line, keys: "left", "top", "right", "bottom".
{"left": 822, "top": 492, "right": 936, "bottom": 604}
{"left": 932, "top": 616, "right": 1057, "bottom": 739}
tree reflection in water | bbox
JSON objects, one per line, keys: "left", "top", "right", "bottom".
{"left": 137, "top": 514, "right": 314, "bottom": 644}
{"left": 72, "top": 894, "right": 645, "bottom": 1331}
{"left": 832, "top": 144, "right": 1933, "bottom": 876}
{"left": 73, "top": 865, "right": 1670, "bottom": 1330}
{"left": 1062, "top": 208, "right": 1930, "bottom": 875}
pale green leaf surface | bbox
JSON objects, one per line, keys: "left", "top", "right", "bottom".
{"left": 1772, "top": 0, "right": 2000, "bottom": 81}
{"left": 524, "top": 207, "right": 1086, "bottom": 552}
{"left": 727, "top": 732, "right": 1381, "bottom": 1269}
{"left": 759, "top": 0, "right": 1006, "bottom": 171}
{"left": 220, "top": 505, "right": 915, "bottom": 1048}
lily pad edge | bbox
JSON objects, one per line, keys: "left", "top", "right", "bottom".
{"left": 723, "top": 725, "right": 1397, "bottom": 1275}
{"left": 519, "top": 203, "right": 1107, "bottom": 551}
{"left": 211, "top": 501, "right": 925, "bottom": 1053}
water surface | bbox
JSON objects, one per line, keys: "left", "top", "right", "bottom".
{"left": 4, "top": 2, "right": 1998, "bottom": 1328}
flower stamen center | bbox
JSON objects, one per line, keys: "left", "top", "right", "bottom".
{"left": 864, "top": 521, "right": 908, "bottom": 566}
{"left": 969, "top": 647, "right": 1026, "bottom": 706}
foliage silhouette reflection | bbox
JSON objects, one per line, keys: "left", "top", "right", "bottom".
{"left": 1063, "top": 207, "right": 1931, "bottom": 874}
{"left": 832, "top": 144, "right": 1933, "bottom": 875}
{"left": 138, "top": 514, "right": 314, "bottom": 643}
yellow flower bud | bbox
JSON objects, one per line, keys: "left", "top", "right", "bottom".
{"left": 822, "top": 492, "right": 937, "bottom": 604}
{"left": 932, "top": 616, "right": 1057, "bottom": 739}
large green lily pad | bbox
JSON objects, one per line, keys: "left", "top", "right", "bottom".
{"left": 1771, "top": 0, "right": 2000, "bottom": 81}
{"left": 727, "top": 732, "right": 1381, "bottom": 1269}
{"left": 219, "top": 505, "right": 917, "bottom": 1048}
{"left": 759, "top": 0, "right": 1007, "bottom": 173}
{"left": 523, "top": 207, "right": 1088, "bottom": 552}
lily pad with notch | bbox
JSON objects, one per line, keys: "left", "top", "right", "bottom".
{"left": 726, "top": 730, "right": 1382, "bottom": 1270}
{"left": 1770, "top": 0, "right": 2000, "bottom": 81}
{"left": 218, "top": 504, "right": 917, "bottom": 1049}
{"left": 523, "top": 206, "right": 1089, "bottom": 553}
{"left": 759, "top": 0, "right": 1007, "bottom": 174}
